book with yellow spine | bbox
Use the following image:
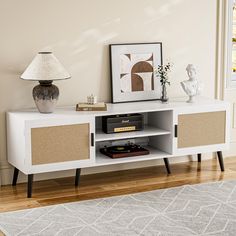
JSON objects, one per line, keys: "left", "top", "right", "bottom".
{"left": 76, "top": 102, "right": 107, "bottom": 111}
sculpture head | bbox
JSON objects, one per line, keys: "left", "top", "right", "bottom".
{"left": 186, "top": 64, "right": 197, "bottom": 81}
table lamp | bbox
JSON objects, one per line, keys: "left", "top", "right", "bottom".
{"left": 21, "top": 52, "right": 71, "bottom": 113}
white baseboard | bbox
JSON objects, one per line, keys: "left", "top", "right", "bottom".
{"left": 223, "top": 142, "right": 236, "bottom": 157}
{"left": 0, "top": 153, "right": 213, "bottom": 186}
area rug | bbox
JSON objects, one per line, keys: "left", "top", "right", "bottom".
{"left": 1, "top": 180, "right": 236, "bottom": 236}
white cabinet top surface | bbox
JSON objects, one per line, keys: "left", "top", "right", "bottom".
{"left": 7, "top": 97, "right": 229, "bottom": 121}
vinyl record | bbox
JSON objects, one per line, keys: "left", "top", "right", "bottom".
{"left": 107, "top": 146, "right": 131, "bottom": 153}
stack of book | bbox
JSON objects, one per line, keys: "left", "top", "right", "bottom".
{"left": 76, "top": 102, "right": 107, "bottom": 111}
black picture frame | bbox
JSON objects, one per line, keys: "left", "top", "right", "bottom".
{"left": 109, "top": 42, "right": 163, "bottom": 103}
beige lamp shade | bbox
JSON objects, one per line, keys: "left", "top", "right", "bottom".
{"left": 21, "top": 52, "right": 71, "bottom": 81}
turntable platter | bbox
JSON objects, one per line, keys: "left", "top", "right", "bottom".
{"left": 100, "top": 144, "right": 149, "bottom": 159}
{"left": 107, "top": 146, "right": 131, "bottom": 153}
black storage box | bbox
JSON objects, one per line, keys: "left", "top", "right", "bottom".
{"left": 102, "top": 113, "right": 144, "bottom": 134}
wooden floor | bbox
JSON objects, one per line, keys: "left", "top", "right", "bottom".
{"left": 1, "top": 157, "right": 236, "bottom": 213}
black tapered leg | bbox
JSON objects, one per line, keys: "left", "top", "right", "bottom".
{"left": 163, "top": 158, "right": 171, "bottom": 174}
{"left": 217, "top": 151, "right": 225, "bottom": 172}
{"left": 75, "top": 168, "right": 81, "bottom": 187}
{"left": 27, "top": 174, "right": 34, "bottom": 198}
{"left": 12, "top": 168, "right": 19, "bottom": 186}
{"left": 197, "top": 154, "right": 202, "bottom": 163}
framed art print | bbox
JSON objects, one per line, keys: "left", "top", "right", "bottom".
{"left": 109, "top": 42, "right": 163, "bottom": 103}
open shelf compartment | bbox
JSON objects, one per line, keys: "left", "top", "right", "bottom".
{"left": 94, "top": 110, "right": 173, "bottom": 165}
{"left": 95, "top": 110, "right": 173, "bottom": 142}
{"left": 95, "top": 133, "right": 173, "bottom": 166}
{"left": 95, "top": 146, "right": 171, "bottom": 166}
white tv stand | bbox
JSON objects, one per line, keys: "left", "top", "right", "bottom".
{"left": 7, "top": 97, "right": 230, "bottom": 197}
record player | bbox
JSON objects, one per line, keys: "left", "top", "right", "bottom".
{"left": 100, "top": 143, "right": 149, "bottom": 159}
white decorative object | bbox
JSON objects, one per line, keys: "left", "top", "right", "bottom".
{"left": 181, "top": 64, "right": 202, "bottom": 103}
{"left": 87, "top": 94, "right": 97, "bottom": 104}
{"left": 21, "top": 52, "right": 71, "bottom": 113}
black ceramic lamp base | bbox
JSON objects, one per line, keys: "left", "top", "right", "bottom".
{"left": 33, "top": 81, "right": 59, "bottom": 113}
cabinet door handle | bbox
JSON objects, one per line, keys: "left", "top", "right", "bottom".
{"left": 91, "top": 133, "right": 94, "bottom": 146}
{"left": 174, "top": 125, "right": 178, "bottom": 138}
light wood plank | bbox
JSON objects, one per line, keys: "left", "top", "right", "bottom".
{"left": 0, "top": 156, "right": 236, "bottom": 213}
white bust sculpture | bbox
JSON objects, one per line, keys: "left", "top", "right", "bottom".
{"left": 181, "top": 64, "right": 201, "bottom": 103}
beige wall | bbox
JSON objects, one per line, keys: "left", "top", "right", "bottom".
{"left": 0, "top": 0, "right": 218, "bottom": 184}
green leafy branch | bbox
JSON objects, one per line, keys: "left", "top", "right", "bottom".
{"left": 155, "top": 62, "right": 173, "bottom": 86}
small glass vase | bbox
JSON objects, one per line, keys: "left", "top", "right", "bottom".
{"left": 161, "top": 84, "right": 168, "bottom": 103}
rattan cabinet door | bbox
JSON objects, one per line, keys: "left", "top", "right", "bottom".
{"left": 31, "top": 123, "right": 90, "bottom": 165}
{"left": 177, "top": 111, "right": 226, "bottom": 148}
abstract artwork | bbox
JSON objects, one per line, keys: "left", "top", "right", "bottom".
{"left": 120, "top": 53, "right": 154, "bottom": 93}
{"left": 110, "top": 43, "right": 162, "bottom": 103}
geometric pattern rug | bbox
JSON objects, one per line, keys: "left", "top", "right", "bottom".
{"left": 1, "top": 180, "right": 236, "bottom": 236}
